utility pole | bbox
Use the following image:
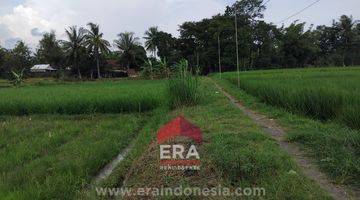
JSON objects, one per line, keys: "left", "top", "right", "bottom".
{"left": 196, "top": 51, "right": 199, "bottom": 67}
{"left": 234, "top": 11, "right": 240, "bottom": 87}
{"left": 218, "top": 35, "right": 222, "bottom": 79}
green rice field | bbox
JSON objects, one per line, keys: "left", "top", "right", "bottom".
{"left": 219, "top": 67, "right": 360, "bottom": 129}
{"left": 0, "top": 114, "right": 147, "bottom": 199}
{"left": 0, "top": 80, "right": 166, "bottom": 115}
{"left": 0, "top": 67, "right": 359, "bottom": 199}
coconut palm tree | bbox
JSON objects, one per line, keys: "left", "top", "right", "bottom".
{"left": 144, "top": 26, "right": 159, "bottom": 57}
{"left": 84, "top": 22, "right": 110, "bottom": 78}
{"left": 114, "top": 32, "right": 140, "bottom": 71}
{"left": 62, "top": 26, "right": 85, "bottom": 79}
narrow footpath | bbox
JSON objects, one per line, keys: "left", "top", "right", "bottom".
{"left": 208, "top": 77, "right": 358, "bottom": 200}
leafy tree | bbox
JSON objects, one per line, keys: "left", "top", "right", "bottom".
{"left": 84, "top": 22, "right": 111, "bottom": 78}
{"left": 155, "top": 31, "right": 177, "bottom": 61}
{"left": 280, "top": 22, "right": 319, "bottom": 67}
{"left": 333, "top": 15, "right": 357, "bottom": 66}
{"left": 62, "top": 26, "right": 86, "bottom": 79}
{"left": 252, "top": 21, "right": 280, "bottom": 68}
{"left": 2, "top": 41, "right": 32, "bottom": 77}
{"left": 114, "top": 32, "right": 141, "bottom": 70}
{"left": 0, "top": 47, "right": 7, "bottom": 76}
{"left": 36, "top": 31, "right": 64, "bottom": 67}
{"left": 225, "top": 0, "right": 266, "bottom": 20}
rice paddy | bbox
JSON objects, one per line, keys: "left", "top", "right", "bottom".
{"left": 1, "top": 67, "right": 359, "bottom": 199}
{"left": 0, "top": 114, "right": 148, "bottom": 199}
{"left": 0, "top": 80, "right": 166, "bottom": 115}
{"left": 219, "top": 67, "right": 360, "bottom": 129}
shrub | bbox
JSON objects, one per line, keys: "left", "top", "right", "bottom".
{"left": 167, "top": 59, "right": 201, "bottom": 108}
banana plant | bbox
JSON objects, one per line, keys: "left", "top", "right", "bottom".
{"left": 11, "top": 68, "right": 25, "bottom": 87}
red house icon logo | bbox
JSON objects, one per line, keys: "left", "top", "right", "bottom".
{"left": 157, "top": 116, "right": 202, "bottom": 144}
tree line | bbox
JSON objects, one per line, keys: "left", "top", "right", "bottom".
{"left": 0, "top": 0, "right": 359, "bottom": 79}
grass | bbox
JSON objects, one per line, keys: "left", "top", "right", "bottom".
{"left": 211, "top": 73, "right": 360, "bottom": 188}
{"left": 0, "top": 114, "right": 150, "bottom": 199}
{"left": 0, "top": 79, "right": 165, "bottom": 115}
{"left": 94, "top": 107, "right": 169, "bottom": 190}
{"left": 1, "top": 68, "right": 357, "bottom": 199}
{"left": 167, "top": 60, "right": 201, "bottom": 108}
{"left": 105, "top": 78, "right": 331, "bottom": 199}
{"left": 218, "top": 67, "right": 360, "bottom": 129}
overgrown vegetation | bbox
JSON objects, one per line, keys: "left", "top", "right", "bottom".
{"left": 221, "top": 67, "right": 360, "bottom": 129}
{"left": 167, "top": 59, "right": 201, "bottom": 108}
{"left": 0, "top": 80, "right": 165, "bottom": 115}
{"left": 140, "top": 58, "right": 172, "bottom": 79}
{"left": 212, "top": 72, "right": 360, "bottom": 187}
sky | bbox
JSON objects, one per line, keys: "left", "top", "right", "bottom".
{"left": 0, "top": 0, "right": 359, "bottom": 50}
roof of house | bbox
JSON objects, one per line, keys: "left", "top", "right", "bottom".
{"left": 31, "top": 64, "right": 56, "bottom": 71}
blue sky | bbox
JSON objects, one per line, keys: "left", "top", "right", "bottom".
{"left": 0, "top": 0, "right": 359, "bottom": 49}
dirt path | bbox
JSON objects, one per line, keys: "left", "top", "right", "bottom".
{"left": 208, "top": 77, "right": 358, "bottom": 200}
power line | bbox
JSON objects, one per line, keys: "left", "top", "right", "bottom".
{"left": 277, "top": 0, "right": 321, "bottom": 24}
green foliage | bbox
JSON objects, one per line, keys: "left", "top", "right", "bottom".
{"left": 1, "top": 41, "right": 32, "bottom": 78}
{"left": 10, "top": 68, "right": 25, "bottom": 87}
{"left": 144, "top": 26, "right": 179, "bottom": 63}
{"left": 62, "top": 26, "right": 86, "bottom": 78}
{"left": 36, "top": 31, "right": 65, "bottom": 67}
{"left": 140, "top": 59, "right": 157, "bottom": 79}
{"left": 144, "top": 26, "right": 159, "bottom": 57}
{"left": 177, "top": 0, "right": 360, "bottom": 72}
{"left": 140, "top": 58, "right": 171, "bottom": 79}
{"left": 157, "top": 58, "right": 171, "bottom": 78}
{"left": 167, "top": 59, "right": 201, "bottom": 108}
{"left": 114, "top": 32, "right": 145, "bottom": 70}
{"left": 84, "top": 22, "right": 111, "bottom": 78}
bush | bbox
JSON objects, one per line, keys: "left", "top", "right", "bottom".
{"left": 167, "top": 59, "right": 201, "bottom": 108}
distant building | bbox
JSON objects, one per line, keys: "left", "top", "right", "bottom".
{"left": 30, "top": 64, "right": 57, "bottom": 73}
{"left": 104, "top": 60, "right": 139, "bottom": 78}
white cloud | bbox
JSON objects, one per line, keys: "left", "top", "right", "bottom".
{"left": 0, "top": 0, "right": 227, "bottom": 50}
{"left": 0, "top": 4, "right": 62, "bottom": 48}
